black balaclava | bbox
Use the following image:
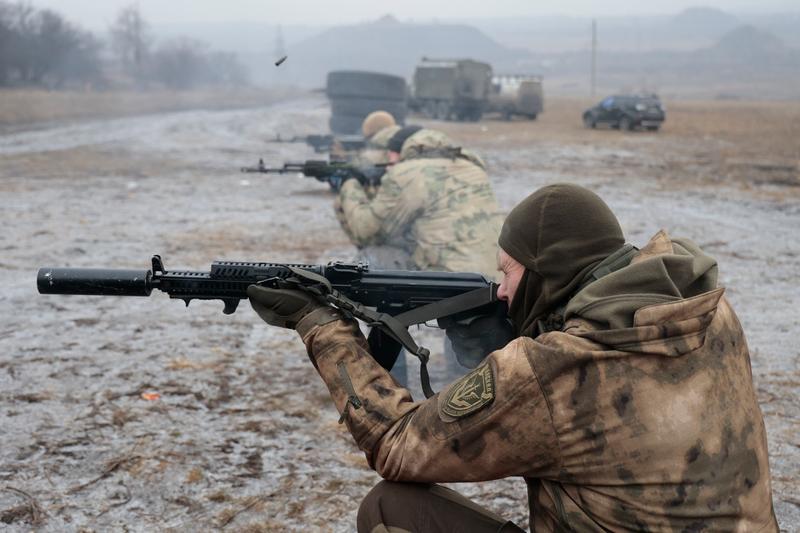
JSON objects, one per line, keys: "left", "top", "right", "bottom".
{"left": 498, "top": 183, "right": 625, "bottom": 337}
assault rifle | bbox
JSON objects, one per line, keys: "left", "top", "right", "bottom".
{"left": 37, "top": 256, "right": 507, "bottom": 397}
{"left": 240, "top": 159, "right": 388, "bottom": 190}
{"left": 272, "top": 134, "right": 366, "bottom": 154}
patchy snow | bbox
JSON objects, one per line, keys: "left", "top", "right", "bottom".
{"left": 1, "top": 96, "right": 797, "bottom": 531}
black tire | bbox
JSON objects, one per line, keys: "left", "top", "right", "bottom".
{"left": 646, "top": 125, "right": 660, "bottom": 132}
{"left": 583, "top": 113, "right": 596, "bottom": 129}
{"left": 326, "top": 71, "right": 407, "bottom": 100}
{"left": 329, "top": 114, "right": 364, "bottom": 135}
{"left": 422, "top": 100, "right": 437, "bottom": 118}
{"left": 436, "top": 101, "right": 451, "bottom": 120}
{"left": 619, "top": 115, "right": 634, "bottom": 131}
{"left": 467, "top": 109, "right": 483, "bottom": 122}
{"left": 527, "top": 113, "right": 538, "bottom": 120}
{"left": 329, "top": 96, "right": 407, "bottom": 122}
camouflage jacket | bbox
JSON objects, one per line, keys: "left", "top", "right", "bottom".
{"left": 296, "top": 231, "right": 778, "bottom": 531}
{"left": 336, "top": 129, "right": 502, "bottom": 278}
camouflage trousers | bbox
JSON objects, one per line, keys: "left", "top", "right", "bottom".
{"left": 357, "top": 481, "right": 525, "bottom": 533}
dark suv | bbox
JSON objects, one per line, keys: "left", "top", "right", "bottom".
{"left": 583, "top": 95, "right": 665, "bottom": 131}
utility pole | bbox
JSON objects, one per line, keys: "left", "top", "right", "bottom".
{"left": 591, "top": 18, "right": 597, "bottom": 98}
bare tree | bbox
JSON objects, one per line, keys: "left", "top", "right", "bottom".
{"left": 110, "top": 3, "right": 149, "bottom": 81}
{"left": 150, "top": 38, "right": 249, "bottom": 89}
{"left": 0, "top": 1, "right": 102, "bottom": 87}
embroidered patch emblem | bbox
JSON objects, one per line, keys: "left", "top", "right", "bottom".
{"left": 441, "top": 364, "right": 495, "bottom": 418}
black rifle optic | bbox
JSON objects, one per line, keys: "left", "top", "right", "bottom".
{"left": 272, "top": 134, "right": 366, "bottom": 154}
{"left": 37, "top": 256, "right": 507, "bottom": 397}
{"left": 240, "top": 159, "right": 388, "bottom": 190}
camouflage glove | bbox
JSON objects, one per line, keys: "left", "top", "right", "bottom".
{"left": 247, "top": 285, "right": 330, "bottom": 330}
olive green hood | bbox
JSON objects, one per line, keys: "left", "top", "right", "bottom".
{"left": 564, "top": 230, "right": 722, "bottom": 355}
{"left": 499, "top": 184, "right": 625, "bottom": 337}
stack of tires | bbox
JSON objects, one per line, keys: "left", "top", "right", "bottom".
{"left": 326, "top": 71, "right": 407, "bottom": 135}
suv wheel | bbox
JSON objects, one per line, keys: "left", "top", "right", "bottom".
{"left": 583, "top": 113, "right": 596, "bottom": 129}
{"left": 619, "top": 116, "right": 633, "bottom": 131}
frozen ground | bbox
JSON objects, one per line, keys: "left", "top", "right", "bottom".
{"left": 0, "top": 96, "right": 798, "bottom": 531}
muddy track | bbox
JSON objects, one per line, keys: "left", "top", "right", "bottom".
{"left": 0, "top": 96, "right": 797, "bottom": 531}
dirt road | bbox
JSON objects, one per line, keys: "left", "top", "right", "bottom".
{"left": 1, "top": 96, "right": 798, "bottom": 531}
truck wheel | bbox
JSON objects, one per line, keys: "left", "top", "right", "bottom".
{"left": 619, "top": 116, "right": 633, "bottom": 131}
{"left": 436, "top": 101, "right": 450, "bottom": 120}
{"left": 326, "top": 71, "right": 407, "bottom": 100}
{"left": 583, "top": 113, "right": 596, "bottom": 129}
{"left": 527, "top": 113, "right": 538, "bottom": 120}
{"left": 646, "top": 125, "right": 660, "bottom": 132}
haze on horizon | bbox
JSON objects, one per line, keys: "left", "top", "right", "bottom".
{"left": 34, "top": 0, "right": 800, "bottom": 29}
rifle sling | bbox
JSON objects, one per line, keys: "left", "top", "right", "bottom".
{"left": 286, "top": 267, "right": 495, "bottom": 399}
{"left": 332, "top": 286, "right": 495, "bottom": 399}
{"left": 328, "top": 291, "right": 435, "bottom": 398}
{"left": 404, "top": 146, "right": 468, "bottom": 161}
{"left": 392, "top": 286, "right": 496, "bottom": 327}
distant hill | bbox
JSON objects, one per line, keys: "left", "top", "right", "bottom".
{"left": 669, "top": 7, "right": 740, "bottom": 33}
{"left": 706, "top": 25, "right": 792, "bottom": 64}
{"left": 268, "top": 16, "right": 530, "bottom": 86}
{"left": 463, "top": 6, "right": 800, "bottom": 53}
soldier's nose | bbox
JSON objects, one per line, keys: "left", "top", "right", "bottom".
{"left": 497, "top": 285, "right": 509, "bottom": 302}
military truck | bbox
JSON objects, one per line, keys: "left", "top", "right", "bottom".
{"left": 487, "top": 74, "right": 544, "bottom": 120}
{"left": 409, "top": 58, "right": 492, "bottom": 121}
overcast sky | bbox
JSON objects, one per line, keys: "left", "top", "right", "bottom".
{"left": 34, "top": 0, "right": 800, "bottom": 29}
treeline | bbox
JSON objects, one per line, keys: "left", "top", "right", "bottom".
{"left": 0, "top": 2, "right": 101, "bottom": 87}
{"left": 0, "top": 2, "right": 248, "bottom": 89}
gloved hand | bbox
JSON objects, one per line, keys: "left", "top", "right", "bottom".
{"left": 444, "top": 310, "right": 515, "bottom": 369}
{"left": 247, "top": 285, "right": 327, "bottom": 330}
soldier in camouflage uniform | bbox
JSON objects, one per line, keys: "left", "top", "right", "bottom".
{"left": 337, "top": 124, "right": 504, "bottom": 387}
{"left": 337, "top": 118, "right": 401, "bottom": 204}
{"left": 337, "top": 126, "right": 503, "bottom": 279}
{"left": 248, "top": 183, "right": 777, "bottom": 531}
{"left": 332, "top": 120, "right": 408, "bottom": 265}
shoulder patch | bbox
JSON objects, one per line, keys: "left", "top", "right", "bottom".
{"left": 440, "top": 363, "right": 495, "bottom": 418}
